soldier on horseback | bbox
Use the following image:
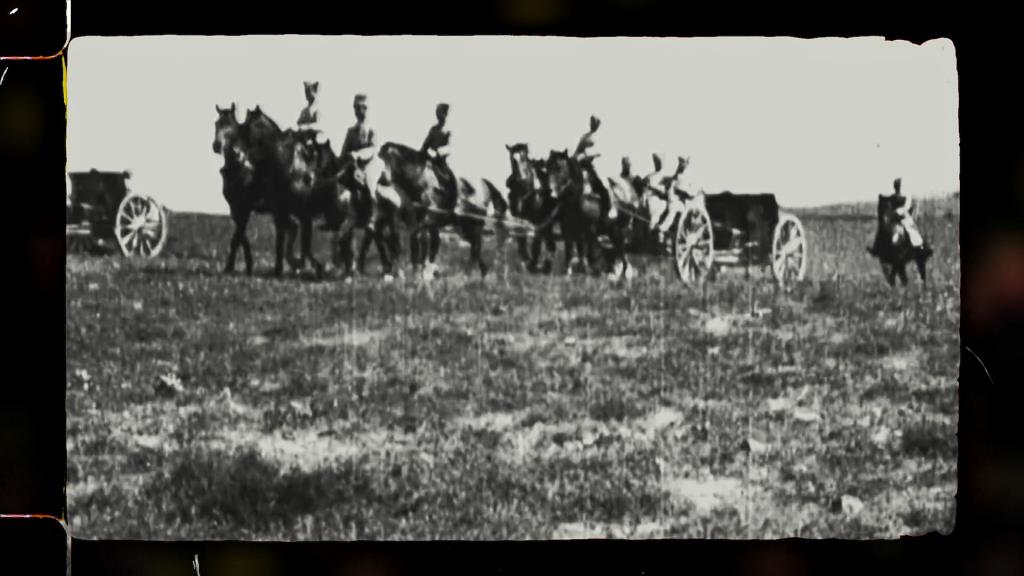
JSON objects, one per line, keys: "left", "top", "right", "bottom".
{"left": 421, "top": 102, "right": 458, "bottom": 198}
{"left": 573, "top": 114, "right": 617, "bottom": 220}
{"left": 869, "top": 177, "right": 924, "bottom": 256}
{"left": 296, "top": 81, "right": 327, "bottom": 167}
{"left": 340, "top": 94, "right": 400, "bottom": 222}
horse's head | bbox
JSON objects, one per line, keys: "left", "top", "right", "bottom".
{"left": 545, "top": 149, "right": 576, "bottom": 199}
{"left": 506, "top": 142, "right": 532, "bottom": 182}
{"left": 213, "top": 103, "right": 240, "bottom": 155}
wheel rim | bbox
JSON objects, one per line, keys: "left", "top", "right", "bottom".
{"left": 772, "top": 215, "right": 806, "bottom": 285}
{"left": 675, "top": 207, "right": 713, "bottom": 285}
{"left": 116, "top": 194, "right": 167, "bottom": 258}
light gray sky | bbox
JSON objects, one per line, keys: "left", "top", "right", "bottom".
{"left": 67, "top": 35, "right": 958, "bottom": 214}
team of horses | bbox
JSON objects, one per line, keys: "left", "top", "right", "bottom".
{"left": 212, "top": 104, "right": 933, "bottom": 286}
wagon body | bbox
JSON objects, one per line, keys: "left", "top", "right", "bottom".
{"left": 66, "top": 169, "right": 168, "bottom": 258}
{"left": 703, "top": 192, "right": 781, "bottom": 265}
{"left": 673, "top": 191, "right": 807, "bottom": 287}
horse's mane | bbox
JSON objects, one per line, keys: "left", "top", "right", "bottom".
{"left": 244, "top": 107, "right": 282, "bottom": 134}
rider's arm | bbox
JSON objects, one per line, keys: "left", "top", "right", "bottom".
{"left": 435, "top": 143, "right": 452, "bottom": 159}
{"left": 340, "top": 127, "right": 354, "bottom": 159}
{"left": 895, "top": 195, "right": 912, "bottom": 216}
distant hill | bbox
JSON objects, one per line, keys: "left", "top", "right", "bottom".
{"left": 792, "top": 192, "right": 960, "bottom": 219}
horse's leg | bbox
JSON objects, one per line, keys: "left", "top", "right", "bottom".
{"left": 517, "top": 236, "right": 533, "bottom": 272}
{"left": 526, "top": 235, "right": 541, "bottom": 273}
{"left": 896, "top": 261, "right": 909, "bottom": 287}
{"left": 373, "top": 223, "right": 394, "bottom": 278}
{"left": 916, "top": 252, "right": 928, "bottom": 283}
{"left": 388, "top": 209, "right": 403, "bottom": 264}
{"left": 284, "top": 213, "right": 303, "bottom": 274}
{"left": 357, "top": 227, "right": 374, "bottom": 275}
{"left": 273, "top": 212, "right": 290, "bottom": 277}
{"left": 472, "top": 223, "right": 488, "bottom": 278}
{"left": 300, "top": 214, "right": 324, "bottom": 279}
{"left": 428, "top": 222, "right": 442, "bottom": 278}
{"left": 543, "top": 232, "right": 556, "bottom": 274}
{"left": 334, "top": 216, "right": 356, "bottom": 280}
{"left": 610, "top": 223, "right": 627, "bottom": 279}
{"left": 225, "top": 207, "right": 245, "bottom": 273}
{"left": 564, "top": 233, "right": 576, "bottom": 276}
{"left": 408, "top": 226, "right": 420, "bottom": 273}
{"left": 240, "top": 210, "right": 254, "bottom": 276}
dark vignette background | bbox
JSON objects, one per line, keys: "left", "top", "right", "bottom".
{"left": 3, "top": 1, "right": 1021, "bottom": 574}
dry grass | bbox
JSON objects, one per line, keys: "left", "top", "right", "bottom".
{"left": 66, "top": 207, "right": 959, "bottom": 540}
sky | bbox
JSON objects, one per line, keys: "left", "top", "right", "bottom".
{"left": 67, "top": 35, "right": 959, "bottom": 214}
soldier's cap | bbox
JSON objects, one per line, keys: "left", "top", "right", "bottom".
{"left": 894, "top": 177, "right": 902, "bottom": 187}
{"left": 354, "top": 94, "right": 368, "bottom": 105}
{"left": 436, "top": 102, "right": 450, "bottom": 113}
{"left": 590, "top": 114, "right": 601, "bottom": 125}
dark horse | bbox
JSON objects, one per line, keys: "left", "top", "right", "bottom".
{"left": 212, "top": 104, "right": 259, "bottom": 274}
{"left": 320, "top": 145, "right": 403, "bottom": 281}
{"left": 505, "top": 143, "right": 558, "bottom": 273}
{"left": 377, "top": 142, "right": 508, "bottom": 279}
{"left": 213, "top": 105, "right": 340, "bottom": 278}
{"left": 544, "top": 150, "right": 634, "bottom": 278}
{"left": 870, "top": 194, "right": 933, "bottom": 286}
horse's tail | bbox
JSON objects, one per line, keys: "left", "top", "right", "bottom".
{"left": 483, "top": 179, "right": 510, "bottom": 215}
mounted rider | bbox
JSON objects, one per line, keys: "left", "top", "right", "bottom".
{"left": 296, "top": 81, "right": 327, "bottom": 166}
{"left": 340, "top": 93, "right": 401, "bottom": 215}
{"left": 870, "top": 177, "right": 924, "bottom": 255}
{"left": 421, "top": 102, "right": 458, "bottom": 199}
{"left": 647, "top": 152, "right": 688, "bottom": 239}
{"left": 573, "top": 114, "right": 617, "bottom": 220}
{"left": 891, "top": 178, "right": 924, "bottom": 247}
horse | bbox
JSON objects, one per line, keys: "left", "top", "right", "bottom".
{"left": 234, "top": 106, "right": 340, "bottom": 278}
{"left": 870, "top": 194, "right": 933, "bottom": 286}
{"left": 213, "top": 104, "right": 262, "bottom": 275}
{"left": 505, "top": 143, "right": 558, "bottom": 273}
{"left": 377, "top": 142, "right": 507, "bottom": 279}
{"left": 544, "top": 149, "right": 633, "bottom": 278}
{"left": 328, "top": 151, "right": 403, "bottom": 281}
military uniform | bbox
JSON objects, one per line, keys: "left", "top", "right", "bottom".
{"left": 340, "top": 118, "right": 399, "bottom": 207}
{"left": 893, "top": 193, "right": 924, "bottom": 247}
{"left": 421, "top": 122, "right": 456, "bottom": 196}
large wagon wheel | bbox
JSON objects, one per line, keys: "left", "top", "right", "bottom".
{"left": 115, "top": 193, "right": 168, "bottom": 258}
{"left": 673, "top": 204, "right": 714, "bottom": 286}
{"left": 771, "top": 212, "right": 807, "bottom": 286}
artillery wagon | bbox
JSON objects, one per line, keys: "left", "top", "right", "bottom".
{"left": 672, "top": 192, "right": 807, "bottom": 287}
{"left": 66, "top": 169, "right": 169, "bottom": 258}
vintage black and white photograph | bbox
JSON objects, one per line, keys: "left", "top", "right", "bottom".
{"left": 65, "top": 35, "right": 959, "bottom": 540}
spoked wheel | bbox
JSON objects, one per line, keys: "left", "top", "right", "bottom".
{"left": 673, "top": 205, "right": 714, "bottom": 286}
{"left": 771, "top": 212, "right": 807, "bottom": 287}
{"left": 115, "top": 193, "right": 168, "bottom": 258}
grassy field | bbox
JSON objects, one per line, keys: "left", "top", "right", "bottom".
{"left": 66, "top": 205, "right": 960, "bottom": 540}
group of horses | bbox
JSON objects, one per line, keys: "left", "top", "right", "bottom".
{"left": 212, "top": 104, "right": 933, "bottom": 286}
{"left": 211, "top": 104, "right": 684, "bottom": 282}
